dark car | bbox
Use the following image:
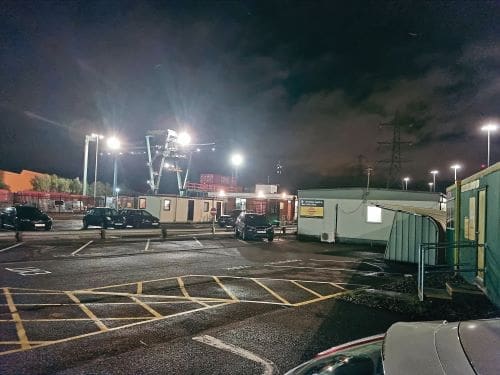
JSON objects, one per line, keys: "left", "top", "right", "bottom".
{"left": 286, "top": 318, "right": 500, "bottom": 375}
{"left": 217, "top": 214, "right": 234, "bottom": 228}
{"left": 83, "top": 207, "right": 126, "bottom": 229}
{"left": 234, "top": 212, "right": 274, "bottom": 241}
{"left": 0, "top": 205, "right": 52, "bottom": 231}
{"left": 119, "top": 209, "right": 160, "bottom": 228}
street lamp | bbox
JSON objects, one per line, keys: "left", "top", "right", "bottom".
{"left": 403, "top": 177, "right": 410, "bottom": 190}
{"left": 231, "top": 153, "right": 243, "bottom": 180}
{"left": 430, "top": 170, "right": 438, "bottom": 192}
{"left": 451, "top": 164, "right": 461, "bottom": 182}
{"left": 481, "top": 123, "right": 498, "bottom": 167}
{"left": 91, "top": 133, "right": 104, "bottom": 202}
{"left": 428, "top": 182, "right": 434, "bottom": 192}
{"left": 177, "top": 131, "right": 191, "bottom": 146}
{"left": 107, "top": 136, "right": 121, "bottom": 208}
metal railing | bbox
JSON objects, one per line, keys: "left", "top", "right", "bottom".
{"left": 418, "top": 241, "right": 484, "bottom": 301}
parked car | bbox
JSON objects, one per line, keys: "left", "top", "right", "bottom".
{"left": 286, "top": 318, "right": 500, "bottom": 375}
{"left": 234, "top": 212, "right": 274, "bottom": 241}
{"left": 217, "top": 214, "right": 234, "bottom": 227}
{"left": 82, "top": 207, "right": 126, "bottom": 229}
{"left": 0, "top": 205, "right": 52, "bottom": 231}
{"left": 119, "top": 209, "right": 160, "bottom": 228}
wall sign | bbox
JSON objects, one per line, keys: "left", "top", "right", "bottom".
{"left": 299, "top": 199, "right": 324, "bottom": 218}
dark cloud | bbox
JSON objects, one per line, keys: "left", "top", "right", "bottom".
{"left": 1, "top": 1, "right": 500, "bottom": 191}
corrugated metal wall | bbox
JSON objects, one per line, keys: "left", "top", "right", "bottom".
{"left": 385, "top": 211, "right": 443, "bottom": 265}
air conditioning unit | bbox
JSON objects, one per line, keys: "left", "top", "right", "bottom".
{"left": 321, "top": 232, "right": 335, "bottom": 243}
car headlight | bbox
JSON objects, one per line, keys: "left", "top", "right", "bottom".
{"left": 106, "top": 216, "right": 112, "bottom": 220}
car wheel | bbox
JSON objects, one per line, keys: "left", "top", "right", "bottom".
{"left": 45, "top": 225, "right": 52, "bottom": 231}
{"left": 0, "top": 217, "right": 3, "bottom": 229}
{"left": 83, "top": 220, "right": 88, "bottom": 229}
{"left": 101, "top": 220, "right": 108, "bottom": 229}
{"left": 234, "top": 229, "right": 239, "bottom": 238}
{"left": 268, "top": 234, "right": 274, "bottom": 242}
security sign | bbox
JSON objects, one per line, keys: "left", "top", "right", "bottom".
{"left": 299, "top": 199, "right": 324, "bottom": 218}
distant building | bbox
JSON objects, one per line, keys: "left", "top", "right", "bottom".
{"left": 0, "top": 169, "right": 47, "bottom": 192}
{"left": 297, "top": 188, "right": 445, "bottom": 245}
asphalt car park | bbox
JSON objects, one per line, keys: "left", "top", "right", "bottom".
{"left": 0, "top": 235, "right": 409, "bottom": 374}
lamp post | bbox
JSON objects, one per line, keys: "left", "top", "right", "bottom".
{"left": 451, "top": 164, "right": 461, "bottom": 182}
{"left": 481, "top": 123, "right": 498, "bottom": 167}
{"left": 428, "top": 182, "right": 434, "bottom": 192}
{"left": 107, "top": 136, "right": 121, "bottom": 208}
{"left": 231, "top": 153, "right": 243, "bottom": 182}
{"left": 91, "top": 134, "right": 104, "bottom": 203}
{"left": 403, "top": 177, "right": 410, "bottom": 190}
{"left": 430, "top": 170, "right": 438, "bottom": 192}
{"left": 115, "top": 187, "right": 120, "bottom": 209}
{"left": 82, "top": 134, "right": 104, "bottom": 197}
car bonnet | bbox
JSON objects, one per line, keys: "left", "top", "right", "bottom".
{"left": 459, "top": 319, "right": 500, "bottom": 374}
{"left": 383, "top": 321, "right": 474, "bottom": 375}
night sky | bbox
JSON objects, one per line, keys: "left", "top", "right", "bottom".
{"left": 1, "top": 1, "right": 500, "bottom": 193}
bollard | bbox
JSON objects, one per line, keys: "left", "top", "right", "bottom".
{"left": 161, "top": 224, "right": 167, "bottom": 240}
{"left": 100, "top": 229, "right": 106, "bottom": 239}
{"left": 15, "top": 231, "right": 22, "bottom": 242}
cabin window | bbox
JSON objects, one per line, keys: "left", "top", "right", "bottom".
{"left": 367, "top": 206, "right": 382, "bottom": 223}
{"left": 163, "top": 199, "right": 171, "bottom": 211}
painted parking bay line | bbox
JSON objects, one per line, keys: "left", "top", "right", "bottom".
{"left": 0, "top": 242, "right": 24, "bottom": 253}
{"left": 71, "top": 240, "right": 93, "bottom": 256}
{"left": 5, "top": 267, "right": 51, "bottom": 276}
{"left": 193, "top": 335, "right": 276, "bottom": 375}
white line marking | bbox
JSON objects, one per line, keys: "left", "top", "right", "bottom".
{"left": 71, "top": 240, "right": 93, "bottom": 256}
{"left": 144, "top": 239, "right": 151, "bottom": 251}
{"left": 193, "top": 335, "right": 276, "bottom": 375}
{"left": 193, "top": 237, "right": 203, "bottom": 247}
{"left": 0, "top": 242, "right": 24, "bottom": 253}
{"left": 309, "top": 259, "right": 384, "bottom": 271}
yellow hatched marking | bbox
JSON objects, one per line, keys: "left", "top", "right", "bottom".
{"left": 88, "top": 276, "right": 179, "bottom": 290}
{"left": 293, "top": 291, "right": 348, "bottom": 307}
{"left": 0, "top": 302, "right": 232, "bottom": 357}
{"left": 177, "top": 277, "right": 209, "bottom": 307}
{"left": 65, "top": 292, "right": 108, "bottom": 331}
{"left": 250, "top": 278, "right": 291, "bottom": 305}
{"left": 290, "top": 280, "right": 323, "bottom": 298}
{"left": 212, "top": 276, "right": 239, "bottom": 301}
{"left": 329, "top": 282, "right": 346, "bottom": 290}
{"left": 129, "top": 296, "right": 163, "bottom": 318}
{"left": 0, "top": 317, "right": 156, "bottom": 322}
{"left": 73, "top": 290, "right": 230, "bottom": 302}
{"left": 0, "top": 341, "right": 54, "bottom": 345}
{"left": 137, "top": 282, "right": 143, "bottom": 295}
{"left": 2, "top": 288, "right": 30, "bottom": 350}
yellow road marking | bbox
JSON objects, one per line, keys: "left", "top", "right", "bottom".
{"left": 250, "top": 278, "right": 291, "bottom": 305}
{"left": 129, "top": 296, "right": 163, "bottom": 318}
{"left": 3, "top": 287, "right": 30, "bottom": 350}
{"left": 73, "top": 290, "right": 231, "bottom": 302}
{"left": 290, "top": 280, "right": 323, "bottom": 298}
{"left": 213, "top": 276, "right": 239, "bottom": 301}
{"left": 0, "top": 341, "right": 54, "bottom": 345}
{"left": 65, "top": 292, "right": 108, "bottom": 331}
{"left": 329, "top": 282, "right": 346, "bottom": 290}
{"left": 177, "top": 277, "right": 209, "bottom": 307}
{"left": 292, "top": 291, "right": 348, "bottom": 307}
{"left": 0, "top": 317, "right": 156, "bottom": 322}
{"left": 137, "top": 282, "right": 143, "bottom": 295}
{"left": 0, "top": 302, "right": 232, "bottom": 357}
{"left": 88, "top": 276, "right": 179, "bottom": 290}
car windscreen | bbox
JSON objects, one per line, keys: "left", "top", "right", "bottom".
{"left": 246, "top": 215, "right": 269, "bottom": 226}
{"left": 17, "top": 206, "right": 44, "bottom": 220}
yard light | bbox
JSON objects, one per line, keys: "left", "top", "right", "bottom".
{"left": 218, "top": 190, "right": 225, "bottom": 197}
{"left": 177, "top": 131, "right": 191, "bottom": 146}
{"left": 403, "top": 177, "right": 410, "bottom": 190}
{"left": 106, "top": 136, "right": 121, "bottom": 150}
{"left": 257, "top": 190, "right": 265, "bottom": 198}
{"left": 481, "top": 123, "right": 498, "bottom": 167}
{"left": 230, "top": 153, "right": 244, "bottom": 180}
{"left": 451, "top": 164, "right": 461, "bottom": 182}
{"left": 430, "top": 170, "right": 438, "bottom": 192}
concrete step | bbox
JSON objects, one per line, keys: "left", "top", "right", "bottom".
{"left": 425, "top": 288, "right": 452, "bottom": 300}
{"left": 446, "top": 281, "right": 484, "bottom": 297}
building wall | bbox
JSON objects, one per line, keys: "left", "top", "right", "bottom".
{"left": 298, "top": 189, "right": 442, "bottom": 244}
{"left": 138, "top": 196, "right": 223, "bottom": 223}
{"left": 0, "top": 170, "right": 47, "bottom": 192}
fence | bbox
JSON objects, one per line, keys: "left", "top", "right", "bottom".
{"left": 417, "top": 241, "right": 483, "bottom": 301}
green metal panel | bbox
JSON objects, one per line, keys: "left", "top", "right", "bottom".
{"left": 385, "top": 211, "right": 441, "bottom": 265}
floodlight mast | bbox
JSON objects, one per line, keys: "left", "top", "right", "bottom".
{"left": 145, "top": 129, "right": 214, "bottom": 195}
